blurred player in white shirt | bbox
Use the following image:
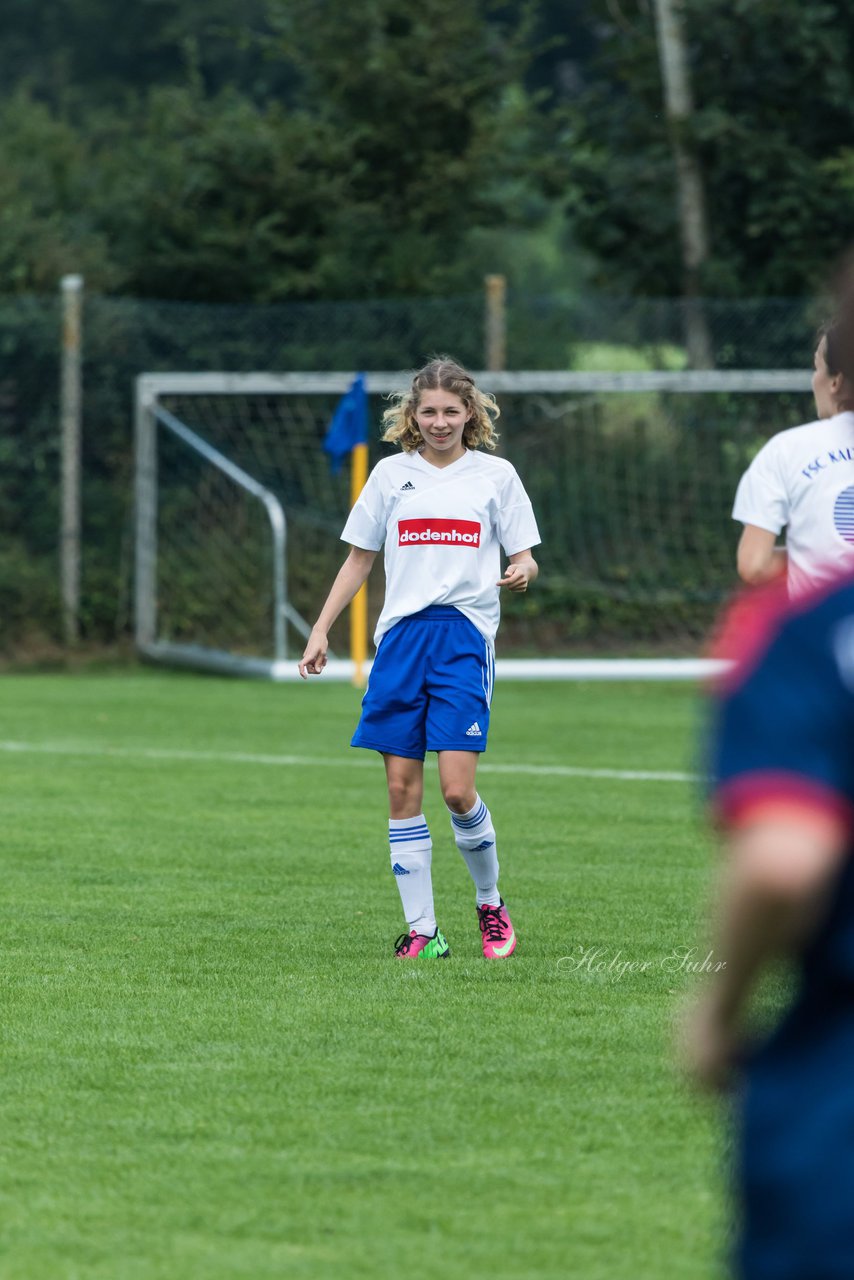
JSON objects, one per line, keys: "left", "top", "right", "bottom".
{"left": 299, "top": 358, "right": 540, "bottom": 960}
{"left": 733, "top": 312, "right": 854, "bottom": 595}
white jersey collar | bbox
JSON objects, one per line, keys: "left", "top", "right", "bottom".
{"left": 412, "top": 447, "right": 473, "bottom": 475}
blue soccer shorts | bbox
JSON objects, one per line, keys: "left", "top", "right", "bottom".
{"left": 351, "top": 606, "right": 495, "bottom": 760}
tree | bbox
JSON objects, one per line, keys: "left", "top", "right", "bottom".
{"left": 651, "top": 0, "right": 713, "bottom": 365}
{"left": 92, "top": 83, "right": 348, "bottom": 302}
{"left": 0, "top": 0, "right": 286, "bottom": 108}
{"left": 0, "top": 92, "right": 117, "bottom": 293}
{"left": 263, "top": 0, "right": 561, "bottom": 297}
{"left": 0, "top": 0, "right": 563, "bottom": 303}
{"left": 569, "top": 0, "right": 854, "bottom": 298}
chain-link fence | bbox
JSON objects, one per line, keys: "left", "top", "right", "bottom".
{"left": 0, "top": 288, "right": 823, "bottom": 657}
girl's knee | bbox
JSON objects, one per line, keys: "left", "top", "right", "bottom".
{"left": 387, "top": 776, "right": 423, "bottom": 816}
{"left": 442, "top": 783, "right": 477, "bottom": 814}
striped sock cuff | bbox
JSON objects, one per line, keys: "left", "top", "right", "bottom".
{"left": 450, "top": 798, "right": 488, "bottom": 831}
{"left": 389, "top": 815, "right": 431, "bottom": 845}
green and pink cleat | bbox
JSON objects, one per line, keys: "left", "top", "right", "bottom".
{"left": 394, "top": 928, "right": 450, "bottom": 959}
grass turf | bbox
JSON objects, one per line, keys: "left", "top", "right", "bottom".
{"left": 0, "top": 672, "right": 728, "bottom": 1279}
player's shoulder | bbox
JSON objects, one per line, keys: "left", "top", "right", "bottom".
{"left": 368, "top": 451, "right": 419, "bottom": 484}
{"left": 716, "top": 572, "right": 854, "bottom": 699}
{"left": 787, "top": 570, "right": 854, "bottom": 637}
{"left": 757, "top": 418, "right": 826, "bottom": 457}
{"left": 767, "top": 573, "right": 854, "bottom": 700}
{"left": 467, "top": 450, "right": 520, "bottom": 480}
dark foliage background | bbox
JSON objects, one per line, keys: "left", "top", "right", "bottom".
{"left": 0, "top": 0, "right": 849, "bottom": 654}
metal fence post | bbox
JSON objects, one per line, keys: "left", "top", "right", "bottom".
{"left": 60, "top": 273, "right": 84, "bottom": 645}
{"left": 484, "top": 274, "right": 507, "bottom": 372}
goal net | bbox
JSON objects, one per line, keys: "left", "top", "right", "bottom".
{"left": 134, "top": 370, "right": 812, "bottom": 679}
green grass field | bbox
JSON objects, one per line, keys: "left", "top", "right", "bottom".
{"left": 0, "top": 671, "right": 728, "bottom": 1279}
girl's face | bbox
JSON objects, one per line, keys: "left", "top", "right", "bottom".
{"left": 812, "top": 337, "right": 841, "bottom": 419}
{"left": 413, "top": 389, "right": 471, "bottom": 464}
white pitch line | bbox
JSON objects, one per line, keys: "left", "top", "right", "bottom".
{"left": 0, "top": 739, "right": 700, "bottom": 783}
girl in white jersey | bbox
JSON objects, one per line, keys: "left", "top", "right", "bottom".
{"left": 298, "top": 358, "right": 541, "bottom": 960}
{"left": 734, "top": 316, "right": 854, "bottom": 595}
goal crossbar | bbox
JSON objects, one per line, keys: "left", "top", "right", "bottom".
{"left": 138, "top": 370, "right": 812, "bottom": 398}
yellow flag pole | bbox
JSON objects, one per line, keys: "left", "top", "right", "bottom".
{"left": 350, "top": 442, "right": 369, "bottom": 688}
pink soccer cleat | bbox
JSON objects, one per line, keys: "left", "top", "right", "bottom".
{"left": 477, "top": 900, "right": 516, "bottom": 959}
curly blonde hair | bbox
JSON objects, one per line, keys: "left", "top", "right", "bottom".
{"left": 381, "top": 357, "right": 500, "bottom": 453}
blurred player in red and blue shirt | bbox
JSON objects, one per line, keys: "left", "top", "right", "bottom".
{"left": 684, "top": 572, "right": 854, "bottom": 1279}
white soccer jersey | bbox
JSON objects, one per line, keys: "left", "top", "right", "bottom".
{"left": 733, "top": 411, "right": 854, "bottom": 596}
{"left": 340, "top": 448, "right": 541, "bottom": 646}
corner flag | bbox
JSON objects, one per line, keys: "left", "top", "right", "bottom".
{"left": 323, "top": 374, "right": 370, "bottom": 687}
{"left": 323, "top": 374, "right": 368, "bottom": 474}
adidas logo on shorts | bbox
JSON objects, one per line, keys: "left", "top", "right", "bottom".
{"left": 465, "top": 722, "right": 482, "bottom": 737}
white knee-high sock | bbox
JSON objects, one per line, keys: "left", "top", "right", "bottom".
{"left": 449, "top": 795, "right": 501, "bottom": 907}
{"left": 389, "top": 815, "right": 436, "bottom": 935}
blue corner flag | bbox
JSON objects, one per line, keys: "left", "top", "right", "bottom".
{"left": 323, "top": 373, "right": 368, "bottom": 474}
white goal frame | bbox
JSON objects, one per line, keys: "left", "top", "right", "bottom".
{"left": 134, "top": 369, "right": 811, "bottom": 681}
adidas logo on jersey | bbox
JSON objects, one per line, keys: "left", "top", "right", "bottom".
{"left": 400, "top": 480, "right": 415, "bottom": 490}
{"left": 465, "top": 722, "right": 482, "bottom": 737}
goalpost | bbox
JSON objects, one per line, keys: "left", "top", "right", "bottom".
{"left": 134, "top": 369, "right": 812, "bottom": 681}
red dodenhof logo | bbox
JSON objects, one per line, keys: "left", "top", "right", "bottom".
{"left": 398, "top": 518, "right": 481, "bottom": 548}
